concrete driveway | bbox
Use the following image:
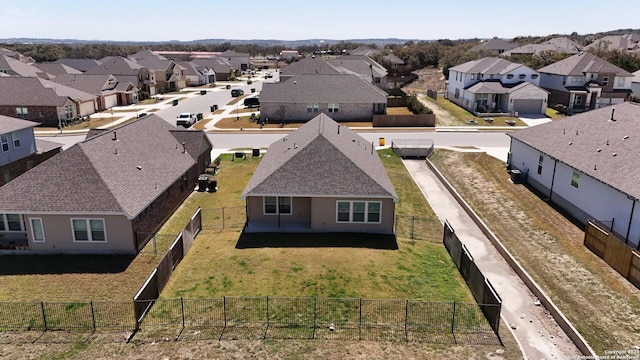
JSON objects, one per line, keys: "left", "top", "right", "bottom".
{"left": 403, "top": 159, "right": 581, "bottom": 360}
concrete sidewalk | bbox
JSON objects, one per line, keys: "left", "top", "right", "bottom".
{"left": 403, "top": 159, "right": 581, "bottom": 360}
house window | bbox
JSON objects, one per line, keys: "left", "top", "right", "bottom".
{"left": 328, "top": 103, "right": 339, "bottom": 113}
{"left": 617, "top": 77, "right": 626, "bottom": 87}
{"left": 263, "top": 196, "right": 292, "bottom": 215}
{"left": 0, "top": 214, "right": 23, "bottom": 232}
{"left": 506, "top": 74, "right": 514, "bottom": 79}
{"left": 15, "top": 107, "right": 28, "bottom": 120}
{"left": 30, "top": 218, "right": 45, "bottom": 242}
{"left": 11, "top": 132, "right": 20, "bottom": 149}
{"left": 574, "top": 95, "right": 583, "bottom": 105}
{"left": 72, "top": 218, "right": 107, "bottom": 242}
{"left": 537, "top": 155, "right": 544, "bottom": 175}
{"left": 306, "top": 103, "right": 319, "bottom": 113}
{"left": 64, "top": 105, "right": 73, "bottom": 119}
{"left": 490, "top": 74, "right": 495, "bottom": 79}
{"left": 571, "top": 172, "right": 580, "bottom": 189}
{"left": 454, "top": 88, "right": 460, "bottom": 99}
{"left": 531, "top": 74, "right": 539, "bottom": 79}
{"left": 572, "top": 76, "right": 583, "bottom": 83}
{"left": 518, "top": 74, "right": 526, "bottom": 79}
{"left": 336, "top": 201, "right": 382, "bottom": 223}
{"left": 0, "top": 134, "right": 8, "bottom": 152}
{"left": 602, "top": 76, "right": 608, "bottom": 86}
{"left": 471, "top": 74, "right": 475, "bottom": 80}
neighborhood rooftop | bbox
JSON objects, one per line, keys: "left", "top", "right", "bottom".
{"left": 508, "top": 102, "right": 640, "bottom": 199}
{"left": 241, "top": 113, "right": 398, "bottom": 201}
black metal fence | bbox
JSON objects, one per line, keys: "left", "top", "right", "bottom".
{"left": 135, "top": 297, "right": 499, "bottom": 344}
{"left": 394, "top": 215, "right": 442, "bottom": 242}
{"left": 0, "top": 301, "right": 135, "bottom": 331}
{"left": 201, "top": 206, "right": 246, "bottom": 230}
{"left": 443, "top": 220, "right": 502, "bottom": 336}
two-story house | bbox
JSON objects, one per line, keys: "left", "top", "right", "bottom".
{"left": 0, "top": 115, "right": 62, "bottom": 187}
{"left": 447, "top": 57, "right": 549, "bottom": 115}
{"left": 87, "top": 56, "right": 156, "bottom": 96}
{"left": 129, "top": 51, "right": 187, "bottom": 92}
{"left": 537, "top": 52, "right": 633, "bottom": 112}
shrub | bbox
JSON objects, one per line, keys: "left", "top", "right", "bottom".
{"left": 407, "top": 95, "right": 433, "bottom": 115}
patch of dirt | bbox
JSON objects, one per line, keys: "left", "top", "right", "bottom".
{"left": 431, "top": 151, "right": 640, "bottom": 353}
{"left": 417, "top": 95, "right": 457, "bottom": 126}
{"left": 402, "top": 67, "right": 447, "bottom": 95}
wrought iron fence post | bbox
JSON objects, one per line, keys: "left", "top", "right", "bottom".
{"left": 266, "top": 296, "right": 270, "bottom": 336}
{"left": 313, "top": 297, "right": 317, "bottom": 339}
{"left": 40, "top": 302, "right": 47, "bottom": 330}
{"left": 359, "top": 298, "right": 362, "bottom": 341}
{"left": 90, "top": 301, "right": 96, "bottom": 330}
{"left": 405, "top": 300, "right": 409, "bottom": 342}
{"left": 181, "top": 297, "right": 185, "bottom": 328}
{"left": 451, "top": 301, "right": 457, "bottom": 344}
{"left": 223, "top": 296, "right": 227, "bottom": 327}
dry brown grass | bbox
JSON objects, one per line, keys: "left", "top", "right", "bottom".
{"left": 429, "top": 150, "right": 640, "bottom": 353}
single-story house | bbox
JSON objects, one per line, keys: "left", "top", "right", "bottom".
{"left": 259, "top": 74, "right": 388, "bottom": 122}
{"left": 52, "top": 74, "right": 138, "bottom": 110}
{"left": 0, "top": 115, "right": 62, "bottom": 187}
{"left": 0, "top": 115, "right": 212, "bottom": 253}
{"left": 241, "top": 113, "right": 398, "bottom": 234}
{"left": 508, "top": 102, "right": 640, "bottom": 249}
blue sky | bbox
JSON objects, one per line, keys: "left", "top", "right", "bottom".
{"left": 1, "top": 0, "right": 639, "bottom": 41}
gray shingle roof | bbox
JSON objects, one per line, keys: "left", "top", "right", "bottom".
{"left": 537, "top": 52, "right": 632, "bottom": 77}
{"left": 0, "top": 77, "right": 96, "bottom": 105}
{"left": 53, "top": 59, "right": 102, "bottom": 72}
{"left": 471, "top": 37, "right": 518, "bottom": 52}
{"left": 0, "top": 115, "right": 211, "bottom": 218}
{"left": 280, "top": 57, "right": 342, "bottom": 76}
{"left": 502, "top": 37, "right": 581, "bottom": 57}
{"left": 0, "top": 55, "right": 49, "bottom": 78}
{"left": 35, "top": 63, "right": 83, "bottom": 77}
{"left": 465, "top": 81, "right": 548, "bottom": 95}
{"left": 191, "top": 57, "right": 233, "bottom": 74}
{"left": 86, "top": 57, "right": 143, "bottom": 76}
{"left": 449, "top": 57, "right": 524, "bottom": 74}
{"left": 509, "top": 102, "right": 640, "bottom": 199}
{"left": 52, "top": 74, "right": 118, "bottom": 95}
{"left": 241, "top": 113, "right": 398, "bottom": 201}
{"left": 0, "top": 115, "right": 38, "bottom": 134}
{"left": 260, "top": 74, "right": 387, "bottom": 104}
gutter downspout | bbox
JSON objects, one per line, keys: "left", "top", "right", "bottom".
{"left": 626, "top": 197, "right": 636, "bottom": 245}
{"left": 549, "top": 159, "right": 558, "bottom": 200}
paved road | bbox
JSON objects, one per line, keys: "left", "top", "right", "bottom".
{"left": 403, "top": 159, "right": 581, "bottom": 360}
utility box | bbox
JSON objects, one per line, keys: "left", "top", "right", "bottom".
{"left": 197, "top": 175, "right": 209, "bottom": 192}
{"left": 172, "top": 99, "right": 178, "bottom": 106}
{"left": 252, "top": 148, "right": 260, "bottom": 157}
{"left": 510, "top": 169, "right": 523, "bottom": 184}
{"left": 208, "top": 179, "right": 218, "bottom": 192}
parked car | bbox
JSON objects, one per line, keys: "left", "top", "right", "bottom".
{"left": 176, "top": 113, "right": 197, "bottom": 127}
{"left": 243, "top": 97, "right": 260, "bottom": 108}
{"left": 231, "top": 88, "right": 244, "bottom": 97}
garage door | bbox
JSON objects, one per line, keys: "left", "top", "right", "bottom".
{"left": 513, "top": 99, "right": 542, "bottom": 114}
{"left": 104, "top": 94, "right": 118, "bottom": 109}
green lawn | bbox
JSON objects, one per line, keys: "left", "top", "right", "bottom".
{"left": 161, "top": 150, "right": 473, "bottom": 302}
{"left": 421, "top": 96, "right": 526, "bottom": 127}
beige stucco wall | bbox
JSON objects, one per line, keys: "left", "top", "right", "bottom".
{"left": 246, "top": 196, "right": 311, "bottom": 225}
{"left": 310, "top": 197, "right": 395, "bottom": 234}
{"left": 24, "top": 214, "right": 135, "bottom": 254}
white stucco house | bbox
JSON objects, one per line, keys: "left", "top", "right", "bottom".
{"left": 447, "top": 57, "right": 548, "bottom": 115}
{"left": 508, "top": 102, "right": 640, "bottom": 249}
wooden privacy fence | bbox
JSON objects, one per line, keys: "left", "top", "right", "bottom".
{"left": 372, "top": 114, "right": 435, "bottom": 127}
{"left": 442, "top": 220, "right": 502, "bottom": 337}
{"left": 584, "top": 220, "right": 640, "bottom": 289}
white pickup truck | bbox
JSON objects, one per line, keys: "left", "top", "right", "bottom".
{"left": 176, "top": 113, "right": 197, "bottom": 127}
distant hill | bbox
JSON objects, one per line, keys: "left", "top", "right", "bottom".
{"left": 0, "top": 37, "right": 417, "bottom": 47}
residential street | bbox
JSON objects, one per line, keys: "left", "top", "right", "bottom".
{"left": 403, "top": 159, "right": 582, "bottom": 360}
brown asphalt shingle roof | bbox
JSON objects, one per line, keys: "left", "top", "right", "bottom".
{"left": 509, "top": 102, "right": 640, "bottom": 199}
{"left": 0, "top": 115, "right": 211, "bottom": 218}
{"left": 0, "top": 77, "right": 96, "bottom": 105}
{"left": 241, "top": 114, "right": 398, "bottom": 201}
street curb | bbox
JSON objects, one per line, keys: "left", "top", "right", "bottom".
{"left": 425, "top": 158, "right": 597, "bottom": 357}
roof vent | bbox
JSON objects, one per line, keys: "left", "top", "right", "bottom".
{"left": 114, "top": 148, "right": 118, "bottom": 155}
{"left": 112, "top": 131, "right": 118, "bottom": 141}
{"left": 136, "top": 165, "right": 142, "bottom": 170}
{"left": 611, "top": 108, "right": 616, "bottom": 121}
{"left": 597, "top": 148, "right": 602, "bottom": 152}
{"left": 594, "top": 164, "right": 597, "bottom": 170}
{"left": 182, "top": 142, "right": 186, "bottom": 153}
{"left": 576, "top": 130, "right": 579, "bottom": 135}
{"left": 623, "top": 135, "right": 629, "bottom": 140}
{"left": 568, "top": 142, "right": 573, "bottom": 145}
{"left": 337, "top": 125, "right": 340, "bottom": 134}
{"left": 606, "top": 140, "right": 610, "bottom": 146}
{"left": 613, "top": 153, "right": 618, "bottom": 157}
